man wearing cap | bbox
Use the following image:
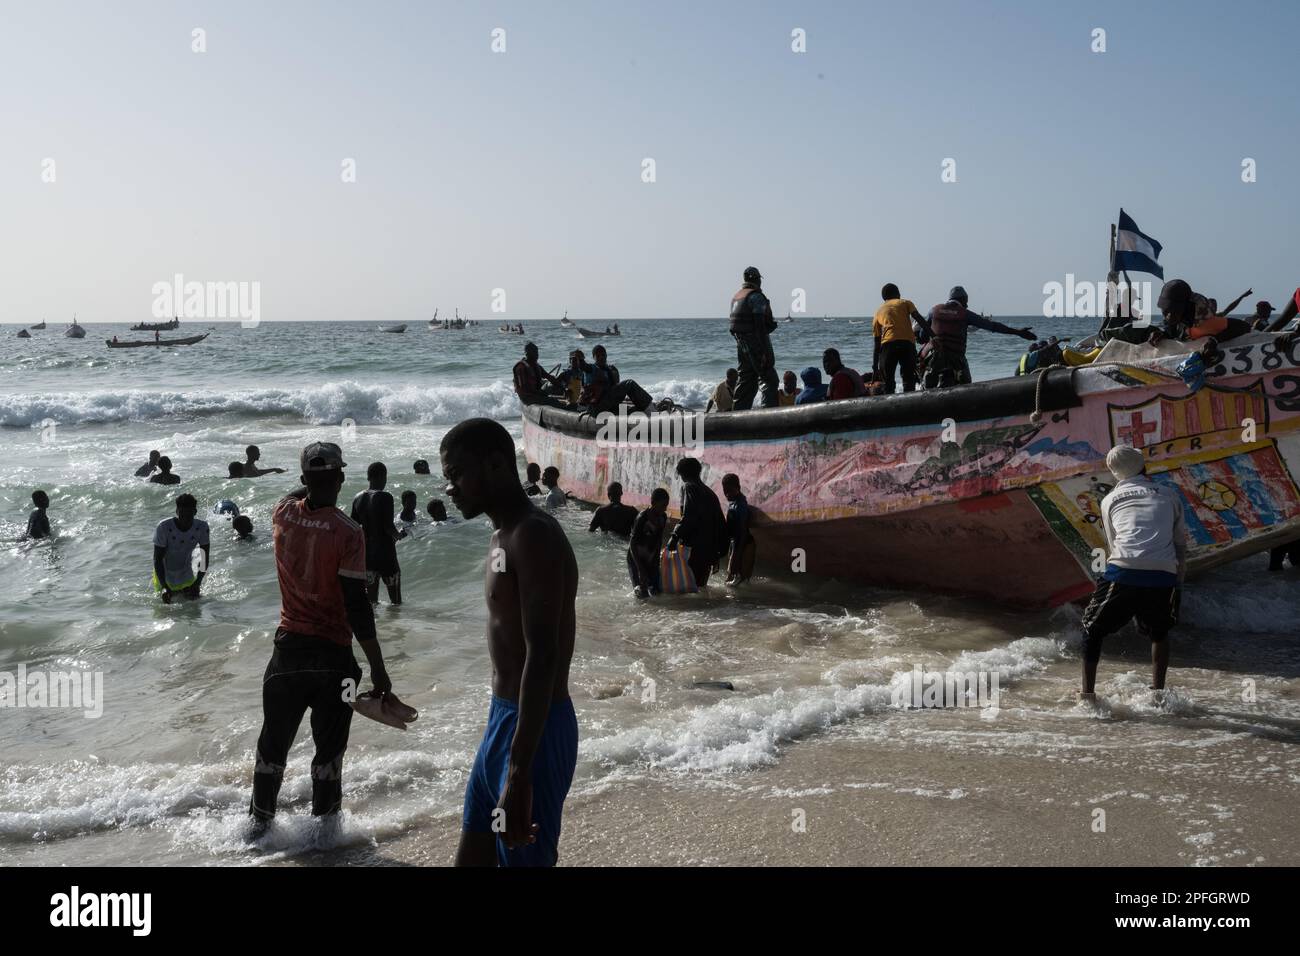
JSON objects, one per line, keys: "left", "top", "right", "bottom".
{"left": 1079, "top": 445, "right": 1187, "bottom": 703}
{"left": 729, "top": 266, "right": 779, "bottom": 410}
{"left": 923, "top": 286, "right": 1035, "bottom": 389}
{"left": 1251, "top": 300, "right": 1275, "bottom": 332}
{"left": 249, "top": 441, "right": 400, "bottom": 823}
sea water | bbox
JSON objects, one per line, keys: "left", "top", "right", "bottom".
{"left": 3, "top": 317, "right": 1298, "bottom": 866}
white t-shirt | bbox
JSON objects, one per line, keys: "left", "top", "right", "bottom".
{"left": 153, "top": 517, "right": 210, "bottom": 586}
{"left": 1100, "top": 476, "right": 1187, "bottom": 575}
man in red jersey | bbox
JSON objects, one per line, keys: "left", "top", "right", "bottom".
{"left": 248, "top": 441, "right": 403, "bottom": 824}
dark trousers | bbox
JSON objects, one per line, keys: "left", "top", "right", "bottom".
{"left": 923, "top": 348, "right": 972, "bottom": 389}
{"left": 732, "top": 332, "right": 778, "bottom": 410}
{"left": 687, "top": 546, "right": 714, "bottom": 588}
{"left": 878, "top": 340, "right": 918, "bottom": 393}
{"left": 251, "top": 631, "right": 362, "bottom": 820}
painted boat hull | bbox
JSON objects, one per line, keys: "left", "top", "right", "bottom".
{"left": 523, "top": 337, "right": 1300, "bottom": 606}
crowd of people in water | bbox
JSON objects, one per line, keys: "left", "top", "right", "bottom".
{"left": 14, "top": 267, "right": 1300, "bottom": 868}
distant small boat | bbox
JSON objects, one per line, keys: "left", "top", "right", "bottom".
{"left": 848, "top": 319, "right": 866, "bottom": 326}
{"left": 65, "top": 319, "right": 86, "bottom": 338}
{"left": 427, "top": 308, "right": 440, "bottom": 328}
{"left": 783, "top": 314, "right": 793, "bottom": 323}
{"left": 30, "top": 320, "right": 45, "bottom": 330}
{"left": 576, "top": 326, "right": 621, "bottom": 338}
{"left": 130, "top": 317, "right": 179, "bottom": 332}
{"left": 559, "top": 311, "right": 574, "bottom": 328}
{"left": 106, "top": 332, "right": 210, "bottom": 349}
{"left": 17, "top": 329, "right": 31, "bottom": 338}
{"left": 380, "top": 324, "right": 406, "bottom": 333}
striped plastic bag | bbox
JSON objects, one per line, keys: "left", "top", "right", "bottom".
{"left": 659, "top": 546, "right": 698, "bottom": 594}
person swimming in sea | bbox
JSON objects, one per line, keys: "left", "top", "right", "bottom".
{"left": 232, "top": 515, "right": 255, "bottom": 540}
{"left": 212, "top": 499, "right": 240, "bottom": 518}
{"left": 427, "top": 498, "right": 449, "bottom": 522}
{"left": 350, "top": 462, "right": 406, "bottom": 606}
{"left": 414, "top": 459, "right": 431, "bottom": 475}
{"left": 135, "top": 450, "right": 161, "bottom": 478}
{"left": 24, "top": 490, "right": 51, "bottom": 540}
{"left": 588, "top": 482, "right": 637, "bottom": 537}
{"left": 152, "top": 493, "right": 210, "bottom": 603}
{"left": 396, "top": 490, "right": 419, "bottom": 536}
{"left": 523, "top": 463, "right": 543, "bottom": 497}
{"left": 241, "top": 445, "right": 286, "bottom": 478}
{"left": 149, "top": 456, "right": 181, "bottom": 485}
{"left": 439, "top": 418, "right": 579, "bottom": 867}
{"left": 541, "top": 466, "right": 569, "bottom": 508}
{"left": 627, "top": 488, "right": 669, "bottom": 599}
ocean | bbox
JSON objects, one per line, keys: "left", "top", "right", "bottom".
{"left": 3, "top": 317, "right": 1299, "bottom": 867}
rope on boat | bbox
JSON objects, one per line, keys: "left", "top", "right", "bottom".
{"left": 1029, "top": 364, "right": 1064, "bottom": 424}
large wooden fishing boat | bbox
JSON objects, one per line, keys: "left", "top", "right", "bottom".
{"left": 523, "top": 333, "right": 1300, "bottom": 606}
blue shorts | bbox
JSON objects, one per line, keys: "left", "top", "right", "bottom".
{"left": 462, "top": 695, "right": 579, "bottom": 867}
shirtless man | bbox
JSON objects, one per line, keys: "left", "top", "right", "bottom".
{"left": 242, "top": 445, "right": 286, "bottom": 478}
{"left": 440, "top": 418, "right": 579, "bottom": 867}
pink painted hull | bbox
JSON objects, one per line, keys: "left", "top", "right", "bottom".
{"left": 523, "top": 337, "right": 1300, "bottom": 606}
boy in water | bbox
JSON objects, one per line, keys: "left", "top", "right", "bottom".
{"left": 627, "top": 488, "right": 670, "bottom": 599}
{"left": 135, "top": 449, "right": 161, "bottom": 478}
{"left": 721, "top": 474, "right": 756, "bottom": 586}
{"left": 242, "top": 445, "right": 287, "bottom": 478}
{"left": 24, "top": 490, "right": 51, "bottom": 540}
{"left": 396, "top": 490, "right": 419, "bottom": 536}
{"left": 441, "top": 418, "right": 579, "bottom": 867}
{"left": 350, "top": 462, "right": 406, "bottom": 605}
{"left": 149, "top": 456, "right": 181, "bottom": 485}
{"left": 152, "top": 493, "right": 210, "bottom": 603}
{"left": 427, "top": 499, "right": 449, "bottom": 522}
{"left": 232, "top": 515, "right": 255, "bottom": 540}
{"left": 522, "top": 463, "right": 543, "bottom": 497}
{"left": 588, "top": 481, "right": 637, "bottom": 537}
{"left": 541, "top": 466, "right": 568, "bottom": 508}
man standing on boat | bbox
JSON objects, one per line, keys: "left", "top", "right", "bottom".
{"left": 729, "top": 266, "right": 779, "bottom": 410}
{"left": 1079, "top": 445, "right": 1186, "bottom": 703}
{"left": 923, "top": 286, "right": 1034, "bottom": 388}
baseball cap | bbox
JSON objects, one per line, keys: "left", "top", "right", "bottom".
{"left": 1106, "top": 445, "right": 1145, "bottom": 480}
{"left": 300, "top": 441, "right": 347, "bottom": 472}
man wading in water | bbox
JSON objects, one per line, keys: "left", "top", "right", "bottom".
{"left": 249, "top": 442, "right": 408, "bottom": 825}
{"left": 441, "top": 418, "right": 579, "bottom": 867}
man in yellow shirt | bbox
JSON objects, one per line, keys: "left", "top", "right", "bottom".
{"left": 872, "top": 283, "right": 930, "bottom": 393}
{"left": 707, "top": 368, "right": 738, "bottom": 412}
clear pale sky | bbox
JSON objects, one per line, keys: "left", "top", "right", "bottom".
{"left": 3, "top": 0, "right": 1297, "bottom": 323}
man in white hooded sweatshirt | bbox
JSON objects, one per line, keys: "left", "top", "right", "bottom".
{"left": 1079, "top": 445, "right": 1187, "bottom": 701}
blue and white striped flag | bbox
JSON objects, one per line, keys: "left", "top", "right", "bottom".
{"left": 1113, "top": 209, "right": 1164, "bottom": 279}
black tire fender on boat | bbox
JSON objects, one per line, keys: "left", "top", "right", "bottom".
{"left": 524, "top": 368, "right": 1081, "bottom": 440}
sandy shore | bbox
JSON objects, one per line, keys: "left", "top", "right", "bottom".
{"left": 349, "top": 717, "right": 1298, "bottom": 867}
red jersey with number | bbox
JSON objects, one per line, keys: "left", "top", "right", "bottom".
{"left": 272, "top": 495, "right": 366, "bottom": 645}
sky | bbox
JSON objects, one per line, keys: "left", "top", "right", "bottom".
{"left": 2, "top": 0, "right": 1298, "bottom": 323}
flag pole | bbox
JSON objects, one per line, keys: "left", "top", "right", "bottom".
{"left": 1103, "top": 221, "right": 1117, "bottom": 332}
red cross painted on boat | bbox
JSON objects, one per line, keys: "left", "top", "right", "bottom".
{"left": 1118, "top": 411, "right": 1158, "bottom": 446}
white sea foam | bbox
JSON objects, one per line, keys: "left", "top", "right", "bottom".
{"left": 0, "top": 380, "right": 521, "bottom": 428}
{"left": 582, "top": 681, "right": 897, "bottom": 772}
